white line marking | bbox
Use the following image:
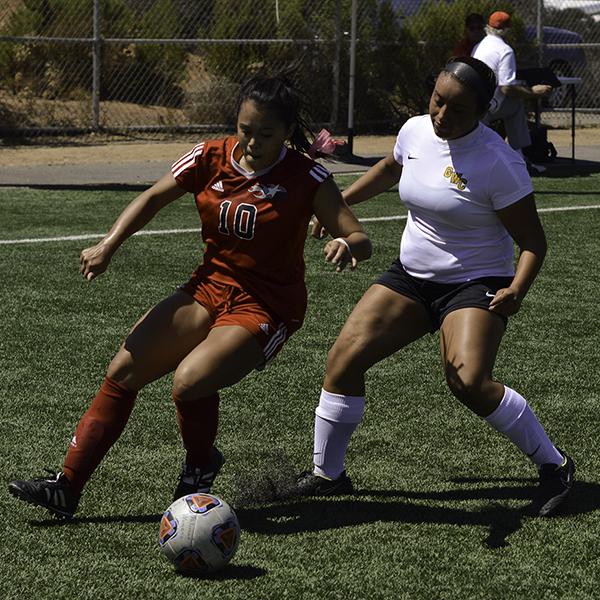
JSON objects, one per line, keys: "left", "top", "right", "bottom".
{"left": 0, "top": 227, "right": 202, "bottom": 245}
{"left": 537, "top": 204, "right": 600, "bottom": 213}
{"left": 1, "top": 205, "right": 599, "bottom": 246}
{"left": 362, "top": 215, "right": 407, "bottom": 223}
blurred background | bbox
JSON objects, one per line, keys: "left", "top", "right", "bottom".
{"left": 1, "top": 0, "right": 599, "bottom": 138}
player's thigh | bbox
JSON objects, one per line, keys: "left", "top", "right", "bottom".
{"left": 328, "top": 283, "right": 432, "bottom": 374}
{"left": 107, "top": 290, "right": 213, "bottom": 389}
{"left": 439, "top": 307, "right": 506, "bottom": 391}
{"left": 173, "top": 325, "right": 264, "bottom": 399}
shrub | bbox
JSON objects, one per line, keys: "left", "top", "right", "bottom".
{"left": 199, "top": 0, "right": 421, "bottom": 133}
{"left": 0, "top": 0, "right": 187, "bottom": 106}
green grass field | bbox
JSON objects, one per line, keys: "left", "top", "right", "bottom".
{"left": 1, "top": 173, "right": 599, "bottom": 599}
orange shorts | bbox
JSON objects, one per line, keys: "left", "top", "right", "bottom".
{"left": 179, "top": 276, "right": 293, "bottom": 367}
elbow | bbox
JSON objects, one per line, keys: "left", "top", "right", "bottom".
{"left": 537, "top": 227, "right": 548, "bottom": 258}
{"left": 524, "top": 233, "right": 547, "bottom": 262}
{"left": 357, "top": 234, "right": 373, "bottom": 262}
{"left": 539, "top": 237, "right": 548, "bottom": 261}
{"left": 347, "top": 231, "right": 372, "bottom": 262}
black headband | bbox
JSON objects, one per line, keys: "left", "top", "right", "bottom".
{"left": 443, "top": 60, "right": 493, "bottom": 106}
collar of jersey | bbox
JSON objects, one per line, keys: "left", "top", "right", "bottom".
{"left": 434, "top": 121, "right": 483, "bottom": 149}
{"left": 230, "top": 143, "right": 288, "bottom": 179}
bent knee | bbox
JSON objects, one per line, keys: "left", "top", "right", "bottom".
{"left": 326, "top": 334, "right": 371, "bottom": 383}
{"left": 172, "top": 370, "right": 199, "bottom": 401}
{"left": 445, "top": 370, "right": 493, "bottom": 404}
{"left": 172, "top": 364, "right": 214, "bottom": 401}
{"left": 106, "top": 350, "right": 136, "bottom": 387}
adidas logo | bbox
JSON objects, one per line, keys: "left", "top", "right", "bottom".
{"left": 259, "top": 323, "right": 270, "bottom": 334}
{"left": 211, "top": 180, "right": 224, "bottom": 192}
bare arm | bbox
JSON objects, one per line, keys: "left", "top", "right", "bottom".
{"left": 311, "top": 154, "right": 402, "bottom": 239}
{"left": 342, "top": 154, "right": 403, "bottom": 205}
{"left": 489, "top": 193, "right": 547, "bottom": 316}
{"left": 312, "top": 177, "right": 372, "bottom": 272}
{"left": 500, "top": 83, "right": 552, "bottom": 100}
{"left": 80, "top": 172, "right": 186, "bottom": 280}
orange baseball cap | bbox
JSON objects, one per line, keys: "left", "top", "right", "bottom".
{"left": 488, "top": 11, "right": 511, "bottom": 29}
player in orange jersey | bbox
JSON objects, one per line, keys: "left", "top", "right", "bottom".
{"left": 8, "top": 75, "right": 372, "bottom": 518}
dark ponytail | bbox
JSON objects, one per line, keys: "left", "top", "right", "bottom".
{"left": 235, "top": 75, "right": 314, "bottom": 155}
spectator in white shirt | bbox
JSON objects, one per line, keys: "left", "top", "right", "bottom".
{"left": 472, "top": 11, "right": 552, "bottom": 158}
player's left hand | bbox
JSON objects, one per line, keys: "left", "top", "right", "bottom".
{"left": 532, "top": 84, "right": 553, "bottom": 97}
{"left": 324, "top": 238, "right": 357, "bottom": 272}
{"left": 488, "top": 286, "right": 523, "bottom": 316}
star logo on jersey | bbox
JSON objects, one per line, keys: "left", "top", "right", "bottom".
{"left": 443, "top": 166, "right": 467, "bottom": 191}
{"left": 211, "top": 180, "right": 225, "bottom": 192}
{"left": 249, "top": 183, "right": 287, "bottom": 200}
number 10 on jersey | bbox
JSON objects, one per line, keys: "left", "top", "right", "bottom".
{"left": 218, "top": 201, "right": 257, "bottom": 240}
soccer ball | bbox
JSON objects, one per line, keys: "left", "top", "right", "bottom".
{"left": 158, "top": 493, "right": 240, "bottom": 575}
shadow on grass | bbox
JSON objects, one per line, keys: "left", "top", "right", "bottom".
{"left": 26, "top": 478, "right": 600, "bottom": 550}
{"left": 30, "top": 513, "right": 163, "bottom": 527}
{"left": 328, "top": 153, "right": 600, "bottom": 179}
{"left": 235, "top": 478, "right": 600, "bottom": 550}
{"left": 28, "top": 513, "right": 265, "bottom": 581}
{"left": 532, "top": 158, "right": 600, "bottom": 178}
{"left": 177, "top": 564, "right": 266, "bottom": 581}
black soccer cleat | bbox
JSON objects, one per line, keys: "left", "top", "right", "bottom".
{"left": 296, "top": 470, "right": 354, "bottom": 497}
{"left": 8, "top": 470, "right": 80, "bottom": 519}
{"left": 536, "top": 452, "right": 575, "bottom": 517}
{"left": 173, "top": 447, "right": 225, "bottom": 501}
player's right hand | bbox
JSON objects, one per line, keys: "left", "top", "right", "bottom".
{"left": 80, "top": 241, "right": 113, "bottom": 281}
{"left": 488, "top": 286, "right": 523, "bottom": 316}
{"left": 323, "top": 238, "right": 358, "bottom": 272}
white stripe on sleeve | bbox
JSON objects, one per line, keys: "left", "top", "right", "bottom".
{"left": 172, "top": 143, "right": 205, "bottom": 178}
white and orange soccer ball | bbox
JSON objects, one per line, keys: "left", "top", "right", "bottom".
{"left": 159, "top": 493, "right": 240, "bottom": 575}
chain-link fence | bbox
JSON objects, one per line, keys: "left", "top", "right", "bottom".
{"left": 1, "top": 0, "right": 599, "bottom": 138}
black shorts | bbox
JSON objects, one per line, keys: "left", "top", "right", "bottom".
{"left": 376, "top": 258, "right": 512, "bottom": 331}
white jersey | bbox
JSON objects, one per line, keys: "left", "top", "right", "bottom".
{"left": 471, "top": 34, "right": 516, "bottom": 108}
{"left": 393, "top": 115, "right": 532, "bottom": 283}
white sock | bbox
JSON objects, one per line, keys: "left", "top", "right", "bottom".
{"left": 484, "top": 386, "right": 563, "bottom": 466}
{"left": 313, "top": 388, "right": 365, "bottom": 480}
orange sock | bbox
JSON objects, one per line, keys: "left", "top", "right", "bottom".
{"left": 63, "top": 377, "right": 137, "bottom": 493}
{"left": 173, "top": 392, "right": 220, "bottom": 468}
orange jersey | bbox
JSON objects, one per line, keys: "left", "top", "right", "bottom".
{"left": 172, "top": 136, "right": 330, "bottom": 328}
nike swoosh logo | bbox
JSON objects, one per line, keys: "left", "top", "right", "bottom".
{"left": 485, "top": 291, "right": 495, "bottom": 298}
{"left": 407, "top": 155, "right": 418, "bottom": 160}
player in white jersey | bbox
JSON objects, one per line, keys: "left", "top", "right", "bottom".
{"left": 297, "top": 57, "right": 574, "bottom": 517}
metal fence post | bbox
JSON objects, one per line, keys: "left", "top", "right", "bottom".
{"left": 1, "top": 0, "right": 598, "bottom": 136}
{"left": 330, "top": 0, "right": 341, "bottom": 131}
{"left": 92, "top": 0, "right": 101, "bottom": 130}
{"left": 537, "top": 0, "right": 543, "bottom": 67}
{"left": 347, "top": 0, "right": 357, "bottom": 154}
